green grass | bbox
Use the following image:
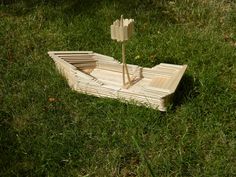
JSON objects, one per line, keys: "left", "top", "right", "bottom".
{"left": 0, "top": 0, "right": 236, "bottom": 176}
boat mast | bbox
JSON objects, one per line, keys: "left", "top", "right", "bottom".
{"left": 120, "top": 15, "right": 131, "bottom": 86}
{"left": 111, "top": 15, "right": 134, "bottom": 87}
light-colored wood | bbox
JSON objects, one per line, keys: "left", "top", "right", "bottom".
{"left": 110, "top": 16, "right": 134, "bottom": 42}
{"left": 113, "top": 15, "right": 132, "bottom": 87}
{"left": 121, "top": 15, "right": 126, "bottom": 86}
{"left": 48, "top": 16, "right": 187, "bottom": 111}
{"left": 122, "top": 42, "right": 131, "bottom": 86}
{"left": 48, "top": 51, "right": 187, "bottom": 111}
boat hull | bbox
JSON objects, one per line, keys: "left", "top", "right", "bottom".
{"left": 48, "top": 51, "right": 187, "bottom": 111}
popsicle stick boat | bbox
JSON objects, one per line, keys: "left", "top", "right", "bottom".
{"left": 48, "top": 16, "right": 187, "bottom": 111}
{"left": 48, "top": 51, "right": 187, "bottom": 111}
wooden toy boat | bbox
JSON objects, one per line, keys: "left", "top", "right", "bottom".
{"left": 48, "top": 51, "right": 187, "bottom": 111}
{"left": 48, "top": 16, "right": 187, "bottom": 111}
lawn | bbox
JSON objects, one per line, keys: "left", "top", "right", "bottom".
{"left": 0, "top": 0, "right": 235, "bottom": 176}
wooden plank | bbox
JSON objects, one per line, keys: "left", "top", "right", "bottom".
{"left": 48, "top": 51, "right": 187, "bottom": 111}
{"left": 66, "top": 60, "right": 96, "bottom": 64}
{"left": 49, "top": 51, "right": 93, "bottom": 55}
{"left": 152, "top": 65, "right": 178, "bottom": 73}
{"left": 73, "top": 65, "right": 96, "bottom": 70}
{"left": 53, "top": 56, "right": 77, "bottom": 70}
{"left": 96, "top": 63, "right": 122, "bottom": 72}
{"left": 123, "top": 26, "right": 128, "bottom": 40}
{"left": 142, "top": 68, "right": 173, "bottom": 78}
{"left": 119, "top": 88, "right": 167, "bottom": 99}
{"left": 149, "top": 76, "right": 171, "bottom": 91}
{"left": 166, "top": 65, "right": 187, "bottom": 93}
{"left": 111, "top": 24, "right": 115, "bottom": 40}
{"left": 159, "top": 63, "right": 183, "bottom": 69}
{"left": 93, "top": 53, "right": 119, "bottom": 63}
{"left": 59, "top": 55, "right": 94, "bottom": 58}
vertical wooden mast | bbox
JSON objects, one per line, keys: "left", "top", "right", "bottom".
{"left": 121, "top": 15, "right": 131, "bottom": 86}
{"left": 111, "top": 15, "right": 134, "bottom": 87}
{"left": 121, "top": 15, "right": 126, "bottom": 86}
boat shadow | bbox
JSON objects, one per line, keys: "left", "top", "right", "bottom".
{"left": 170, "top": 74, "right": 200, "bottom": 110}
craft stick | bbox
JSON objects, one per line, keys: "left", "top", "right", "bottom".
{"left": 122, "top": 42, "right": 131, "bottom": 86}
{"left": 122, "top": 43, "right": 125, "bottom": 85}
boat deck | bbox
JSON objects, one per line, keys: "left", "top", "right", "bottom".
{"left": 48, "top": 51, "right": 187, "bottom": 111}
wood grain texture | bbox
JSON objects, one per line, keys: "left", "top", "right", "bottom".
{"left": 111, "top": 17, "right": 134, "bottom": 42}
{"left": 48, "top": 51, "right": 187, "bottom": 111}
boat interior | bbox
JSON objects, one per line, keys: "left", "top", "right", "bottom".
{"left": 49, "top": 52, "right": 187, "bottom": 95}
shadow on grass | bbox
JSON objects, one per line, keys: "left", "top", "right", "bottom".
{"left": 1, "top": 0, "right": 102, "bottom": 17}
{"left": 171, "top": 74, "right": 200, "bottom": 110}
{"left": 0, "top": 110, "right": 19, "bottom": 175}
{"left": 1, "top": 0, "right": 177, "bottom": 25}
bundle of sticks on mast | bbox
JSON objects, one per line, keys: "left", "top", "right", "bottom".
{"left": 110, "top": 15, "right": 134, "bottom": 42}
{"left": 110, "top": 15, "right": 134, "bottom": 87}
